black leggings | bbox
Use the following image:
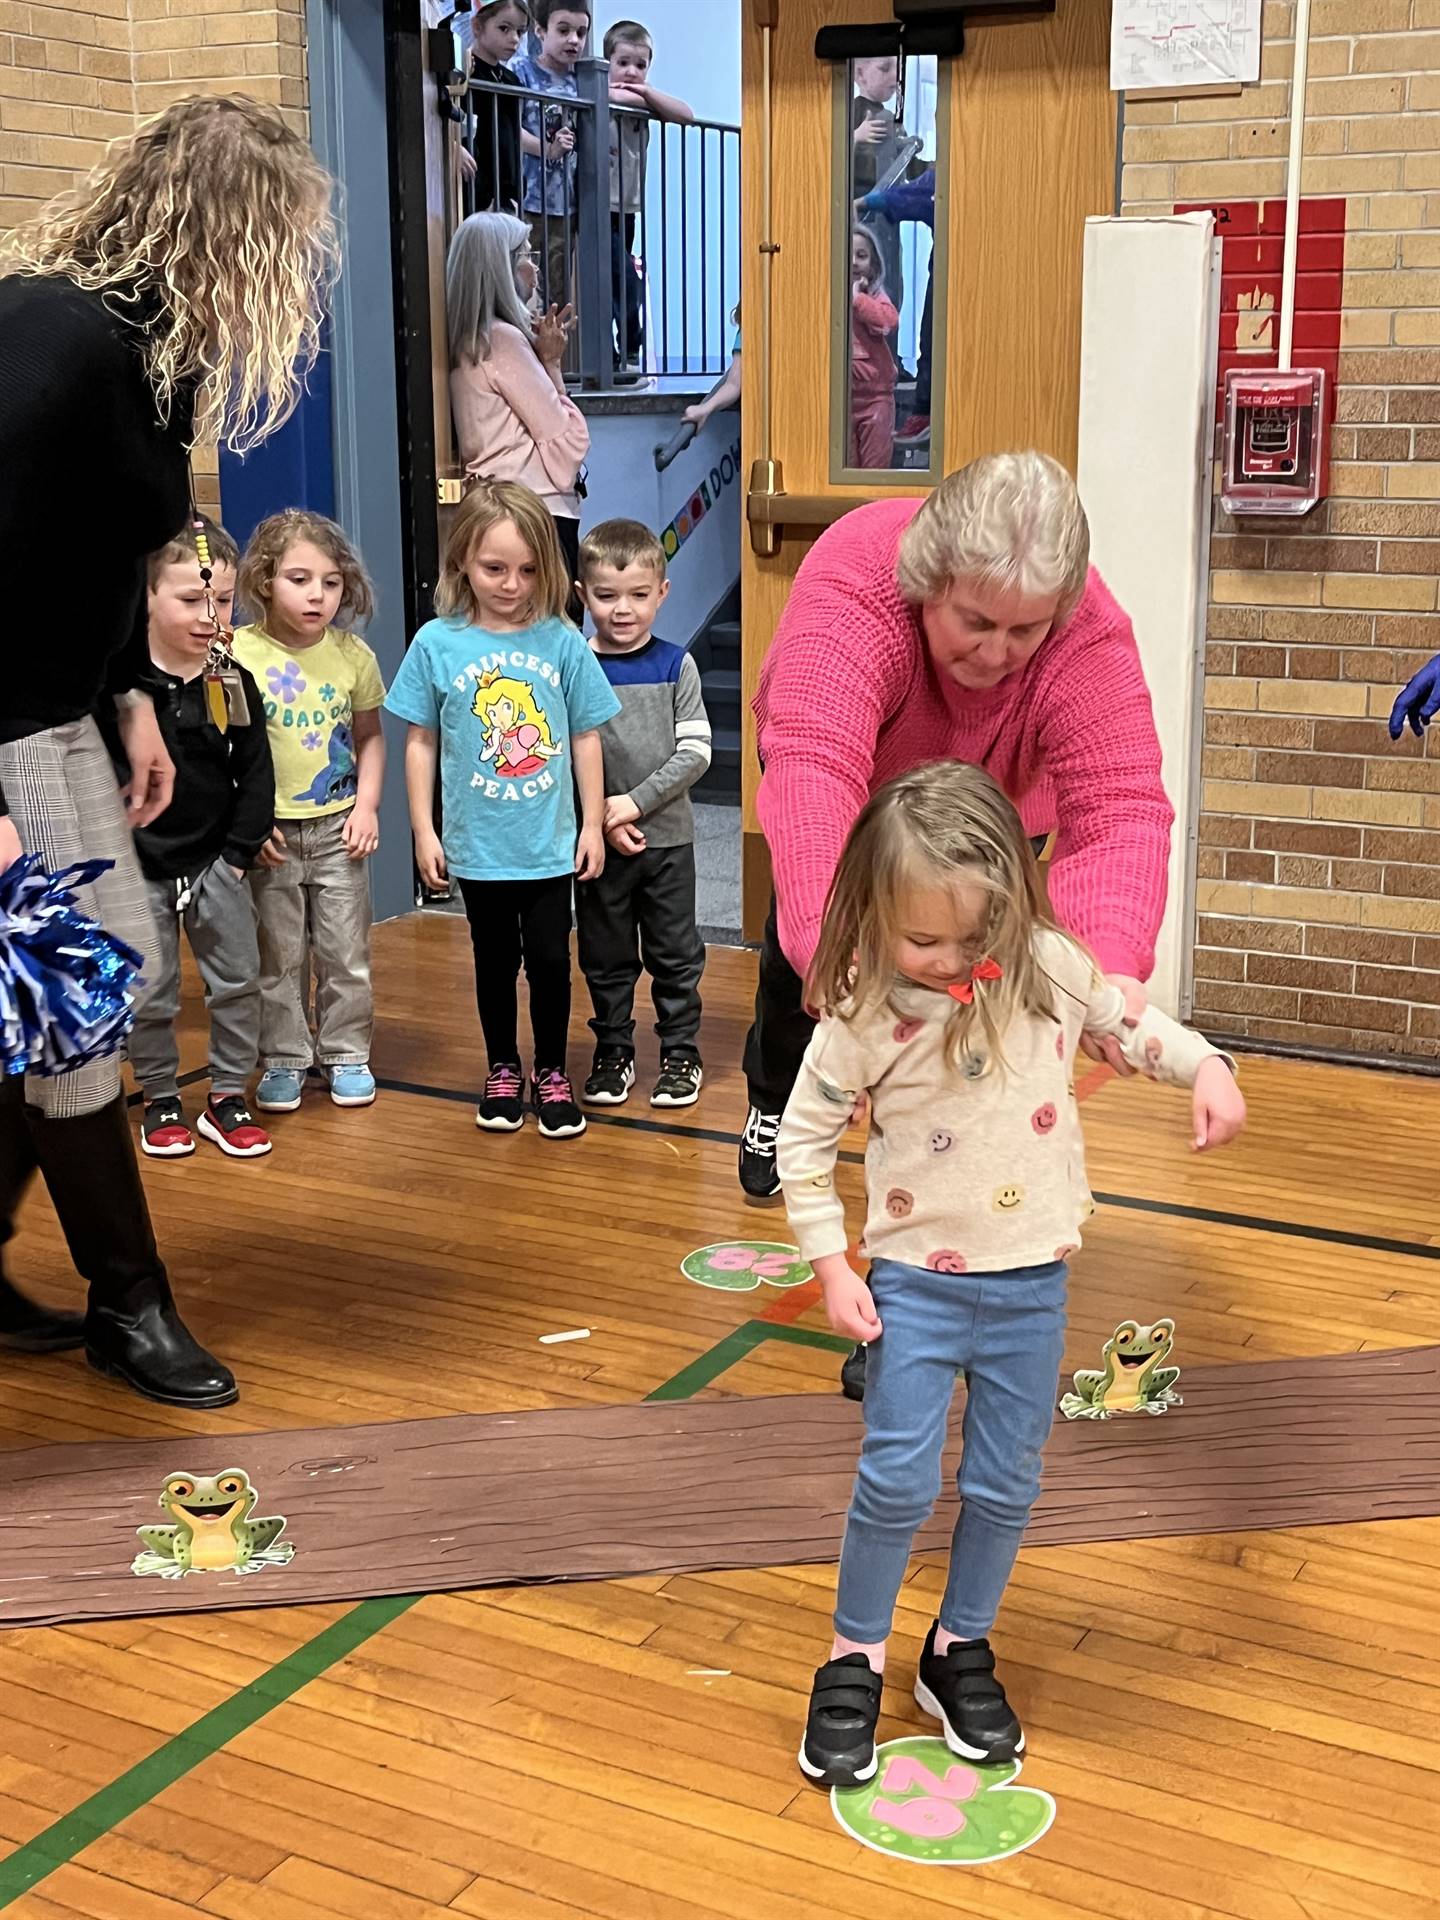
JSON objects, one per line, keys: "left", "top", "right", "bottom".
{"left": 459, "top": 874, "right": 573, "bottom": 1070}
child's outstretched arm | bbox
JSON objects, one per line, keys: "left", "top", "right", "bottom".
{"left": 403, "top": 725, "right": 446, "bottom": 892}
{"left": 778, "top": 1018, "right": 883, "bottom": 1343}
{"left": 1083, "top": 979, "right": 1246, "bottom": 1152}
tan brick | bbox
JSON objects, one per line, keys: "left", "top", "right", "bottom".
{"left": 1250, "top": 885, "right": 1363, "bottom": 925}
{"left": 1121, "top": 164, "right": 1174, "bottom": 204}
{"left": 1264, "top": 36, "right": 1350, "bottom": 80}
{"left": 1195, "top": 880, "right": 1255, "bottom": 916}
{"left": 1405, "top": 151, "right": 1440, "bottom": 190}
{"left": 169, "top": 47, "right": 252, "bottom": 82}
{"left": 1256, "top": 680, "right": 1371, "bottom": 716}
{"left": 1205, "top": 747, "right": 1257, "bottom": 781}
{"left": 1345, "top": 235, "right": 1400, "bottom": 272}
{"left": 1337, "top": 387, "right": 1388, "bottom": 423}
{"left": 1193, "top": 980, "right": 1300, "bottom": 1020}
{"left": 1123, "top": 102, "right": 1177, "bottom": 127}
{"left": 1203, "top": 780, "right": 1310, "bottom": 818}
{"left": 1344, "top": 268, "right": 1440, "bottom": 307}
{"left": 1174, "top": 159, "right": 1290, "bottom": 198}
{"left": 1313, "top": 0, "right": 1409, "bottom": 26}
{"left": 1388, "top": 467, "right": 1440, "bottom": 500}
{"left": 1195, "top": 946, "right": 1247, "bottom": 983}
{"left": 1341, "top": 312, "right": 1394, "bottom": 347}
{"left": 1257, "top": 818, "right": 1363, "bottom": 856}
{"left": 1261, "top": 608, "right": 1375, "bottom": 644}
{"left": 1360, "top": 192, "right": 1429, "bottom": 229}
{"left": 1125, "top": 124, "right": 1232, "bottom": 166}
{"left": 1351, "top": 114, "right": 1440, "bottom": 155}
{"left": 1323, "top": 572, "right": 1438, "bottom": 610}
{"left": 1355, "top": 33, "right": 1440, "bottom": 75}
{"left": 1330, "top": 462, "right": 1387, "bottom": 497}
{"left": 1176, "top": 84, "right": 1290, "bottom": 123}
{"left": 1401, "top": 234, "right": 1440, "bottom": 271}
{"left": 1394, "top": 313, "right": 1440, "bottom": 345}
{"left": 1307, "top": 924, "right": 1415, "bottom": 964}
{"left": 1311, "top": 77, "right": 1405, "bottom": 116}
{"left": 1201, "top": 913, "right": 1304, "bottom": 954}
{"left": 1232, "top": 118, "right": 1345, "bottom": 161}
{"left": 1303, "top": 156, "right": 1404, "bottom": 194}
{"left": 1249, "top": 952, "right": 1355, "bottom": 992}
{"left": 1361, "top": 895, "right": 1440, "bottom": 933}
{"left": 1200, "top": 813, "right": 1253, "bottom": 848}
{"left": 1213, "top": 569, "right": 1322, "bottom": 608}
{"left": 1208, "top": 712, "right": 1314, "bottom": 748}
{"left": 133, "top": 15, "right": 204, "bottom": 50}
{"left": 1206, "top": 677, "right": 1260, "bottom": 711}
{"left": 1313, "top": 786, "right": 1426, "bottom": 826}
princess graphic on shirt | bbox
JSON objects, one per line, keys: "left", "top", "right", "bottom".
{"left": 473, "top": 672, "right": 561, "bottom": 779}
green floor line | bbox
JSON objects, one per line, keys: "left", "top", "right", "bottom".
{"left": 0, "top": 1310, "right": 842, "bottom": 1905}
{"left": 0, "top": 1592, "right": 420, "bottom": 1909}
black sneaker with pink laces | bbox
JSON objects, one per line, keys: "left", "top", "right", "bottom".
{"left": 477, "top": 1061, "right": 525, "bottom": 1132}
{"left": 532, "top": 1067, "right": 586, "bottom": 1139}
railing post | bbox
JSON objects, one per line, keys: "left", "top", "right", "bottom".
{"left": 575, "top": 54, "right": 614, "bottom": 392}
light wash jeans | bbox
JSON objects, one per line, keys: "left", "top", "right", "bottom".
{"left": 130, "top": 862, "right": 262, "bottom": 1100}
{"left": 834, "top": 1257, "right": 1068, "bottom": 1644}
{"left": 249, "top": 811, "right": 373, "bottom": 1069}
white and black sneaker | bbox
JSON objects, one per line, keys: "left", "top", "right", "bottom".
{"left": 914, "top": 1625, "right": 1024, "bottom": 1764}
{"left": 583, "top": 1050, "right": 635, "bottom": 1105}
{"left": 798, "top": 1654, "right": 883, "bottom": 1789}
{"left": 739, "top": 1103, "right": 782, "bottom": 1202}
{"left": 651, "top": 1054, "right": 703, "bottom": 1108}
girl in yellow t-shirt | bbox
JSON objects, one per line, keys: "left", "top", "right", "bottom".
{"left": 234, "top": 511, "right": 386, "bottom": 1112}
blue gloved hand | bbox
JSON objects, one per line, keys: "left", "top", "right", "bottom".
{"left": 1390, "top": 654, "right": 1440, "bottom": 739}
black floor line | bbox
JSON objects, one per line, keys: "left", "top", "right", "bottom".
{"left": 368, "top": 1072, "right": 1440, "bottom": 1265}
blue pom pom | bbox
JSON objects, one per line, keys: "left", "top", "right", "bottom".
{"left": 0, "top": 855, "right": 144, "bottom": 1078}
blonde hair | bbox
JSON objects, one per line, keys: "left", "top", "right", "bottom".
{"left": 437, "top": 480, "right": 571, "bottom": 625}
{"left": 896, "top": 451, "right": 1090, "bottom": 625}
{"left": 473, "top": 673, "right": 558, "bottom": 750}
{"left": 808, "top": 761, "right": 1082, "bottom": 1071}
{"left": 578, "top": 517, "right": 667, "bottom": 582}
{"left": 2, "top": 95, "right": 338, "bottom": 455}
{"left": 852, "top": 224, "right": 885, "bottom": 294}
{"left": 238, "top": 510, "right": 374, "bottom": 629}
{"left": 148, "top": 516, "right": 239, "bottom": 589}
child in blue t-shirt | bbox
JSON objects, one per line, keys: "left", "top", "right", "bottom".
{"left": 386, "top": 479, "right": 618, "bottom": 1141}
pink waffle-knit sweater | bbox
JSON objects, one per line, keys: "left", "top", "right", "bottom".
{"left": 754, "top": 498, "right": 1173, "bottom": 980}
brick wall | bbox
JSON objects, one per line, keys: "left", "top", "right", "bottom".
{"left": 1123, "top": 0, "right": 1440, "bottom": 1064}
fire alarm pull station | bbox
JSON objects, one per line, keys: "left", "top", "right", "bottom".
{"left": 1221, "top": 367, "right": 1327, "bottom": 516}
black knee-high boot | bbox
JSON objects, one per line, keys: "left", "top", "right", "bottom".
{"left": 0, "top": 1076, "right": 87, "bottom": 1351}
{"left": 25, "top": 1091, "right": 238, "bottom": 1408}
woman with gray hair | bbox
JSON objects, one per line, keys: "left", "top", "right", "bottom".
{"left": 446, "top": 210, "right": 590, "bottom": 590}
{"left": 740, "top": 453, "right": 1174, "bottom": 1394}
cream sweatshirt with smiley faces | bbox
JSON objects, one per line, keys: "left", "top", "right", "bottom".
{"left": 777, "top": 928, "right": 1230, "bottom": 1275}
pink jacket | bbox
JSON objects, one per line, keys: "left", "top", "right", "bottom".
{"left": 754, "top": 498, "right": 1173, "bottom": 981}
{"left": 851, "top": 287, "right": 898, "bottom": 396}
{"left": 450, "top": 320, "right": 590, "bottom": 519}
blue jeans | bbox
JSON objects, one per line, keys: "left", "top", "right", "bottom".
{"left": 834, "top": 1258, "right": 1068, "bottom": 1643}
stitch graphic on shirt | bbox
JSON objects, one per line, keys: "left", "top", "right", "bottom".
{"left": 473, "top": 671, "right": 560, "bottom": 781}
{"left": 291, "top": 723, "right": 356, "bottom": 808}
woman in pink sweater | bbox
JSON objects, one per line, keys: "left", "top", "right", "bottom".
{"left": 742, "top": 454, "right": 1174, "bottom": 1347}
{"left": 447, "top": 212, "right": 591, "bottom": 593}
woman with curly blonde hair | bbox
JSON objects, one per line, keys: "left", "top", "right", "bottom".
{"left": 0, "top": 94, "right": 338, "bottom": 1411}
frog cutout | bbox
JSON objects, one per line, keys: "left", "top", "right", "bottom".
{"left": 1059, "top": 1318, "right": 1181, "bottom": 1420}
{"left": 679, "top": 1241, "right": 813, "bottom": 1292}
{"left": 832, "top": 1737, "right": 1055, "bottom": 1866}
{"left": 131, "top": 1469, "right": 296, "bottom": 1580}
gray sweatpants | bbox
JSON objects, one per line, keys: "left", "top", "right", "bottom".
{"left": 249, "top": 810, "right": 374, "bottom": 1069}
{"left": 129, "top": 862, "right": 262, "bottom": 1102}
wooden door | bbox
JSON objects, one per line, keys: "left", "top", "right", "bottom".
{"left": 738, "top": 0, "right": 1115, "bottom": 934}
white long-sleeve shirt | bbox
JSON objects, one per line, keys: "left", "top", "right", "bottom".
{"left": 777, "top": 929, "right": 1231, "bottom": 1275}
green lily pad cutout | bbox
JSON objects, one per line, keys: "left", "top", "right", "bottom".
{"left": 832, "top": 1737, "right": 1055, "bottom": 1866}
{"left": 679, "top": 1241, "right": 813, "bottom": 1292}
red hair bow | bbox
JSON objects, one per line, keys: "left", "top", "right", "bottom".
{"left": 948, "top": 958, "right": 1003, "bottom": 1005}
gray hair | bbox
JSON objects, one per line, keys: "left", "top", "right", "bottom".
{"left": 896, "top": 451, "right": 1091, "bottom": 623}
{"left": 446, "top": 211, "right": 535, "bottom": 365}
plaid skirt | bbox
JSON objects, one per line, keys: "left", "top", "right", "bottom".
{"left": 0, "top": 717, "right": 154, "bottom": 1116}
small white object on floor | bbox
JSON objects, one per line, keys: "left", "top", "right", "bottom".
{"left": 687, "top": 1668, "right": 731, "bottom": 1677}
{"left": 539, "top": 1328, "right": 592, "bottom": 1345}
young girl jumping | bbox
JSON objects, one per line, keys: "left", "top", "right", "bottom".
{"left": 848, "top": 225, "right": 898, "bottom": 470}
{"left": 234, "top": 511, "right": 386, "bottom": 1112}
{"left": 385, "top": 479, "right": 618, "bottom": 1140}
{"left": 778, "top": 761, "right": 1245, "bottom": 1787}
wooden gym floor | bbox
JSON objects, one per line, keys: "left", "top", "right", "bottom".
{"left": 2, "top": 909, "right": 1439, "bottom": 1918}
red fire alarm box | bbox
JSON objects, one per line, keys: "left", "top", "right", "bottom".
{"left": 1221, "top": 368, "right": 1327, "bottom": 516}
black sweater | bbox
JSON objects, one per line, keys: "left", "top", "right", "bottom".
{"left": 0, "top": 274, "right": 193, "bottom": 816}
{"left": 117, "top": 664, "right": 275, "bottom": 882}
{"left": 470, "top": 58, "right": 524, "bottom": 213}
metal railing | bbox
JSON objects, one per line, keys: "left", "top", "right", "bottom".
{"left": 463, "top": 56, "right": 739, "bottom": 391}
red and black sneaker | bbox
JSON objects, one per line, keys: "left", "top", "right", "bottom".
{"left": 141, "top": 1097, "right": 195, "bottom": 1159}
{"left": 533, "top": 1067, "right": 586, "bottom": 1139}
{"left": 196, "top": 1094, "right": 273, "bottom": 1159}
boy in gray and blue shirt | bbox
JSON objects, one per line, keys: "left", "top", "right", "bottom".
{"left": 575, "top": 518, "right": 711, "bottom": 1110}
{"left": 514, "top": 0, "right": 588, "bottom": 311}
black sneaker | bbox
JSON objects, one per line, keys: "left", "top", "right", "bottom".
{"left": 140, "top": 1097, "right": 195, "bottom": 1159}
{"left": 798, "top": 1654, "right": 883, "bottom": 1788}
{"left": 651, "top": 1054, "right": 703, "bottom": 1108}
{"left": 914, "top": 1625, "right": 1024, "bottom": 1764}
{"left": 477, "top": 1061, "right": 525, "bottom": 1132}
{"left": 533, "top": 1068, "right": 586, "bottom": 1139}
{"left": 196, "top": 1095, "right": 272, "bottom": 1159}
{"left": 840, "top": 1343, "right": 868, "bottom": 1401}
{"left": 739, "top": 1103, "right": 782, "bottom": 1202}
{"left": 583, "top": 1050, "right": 635, "bottom": 1105}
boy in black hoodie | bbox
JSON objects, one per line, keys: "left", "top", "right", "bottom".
{"left": 126, "top": 519, "right": 275, "bottom": 1160}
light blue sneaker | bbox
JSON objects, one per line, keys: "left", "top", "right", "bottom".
{"left": 256, "top": 1068, "right": 304, "bottom": 1113}
{"left": 328, "top": 1064, "right": 376, "bottom": 1108}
